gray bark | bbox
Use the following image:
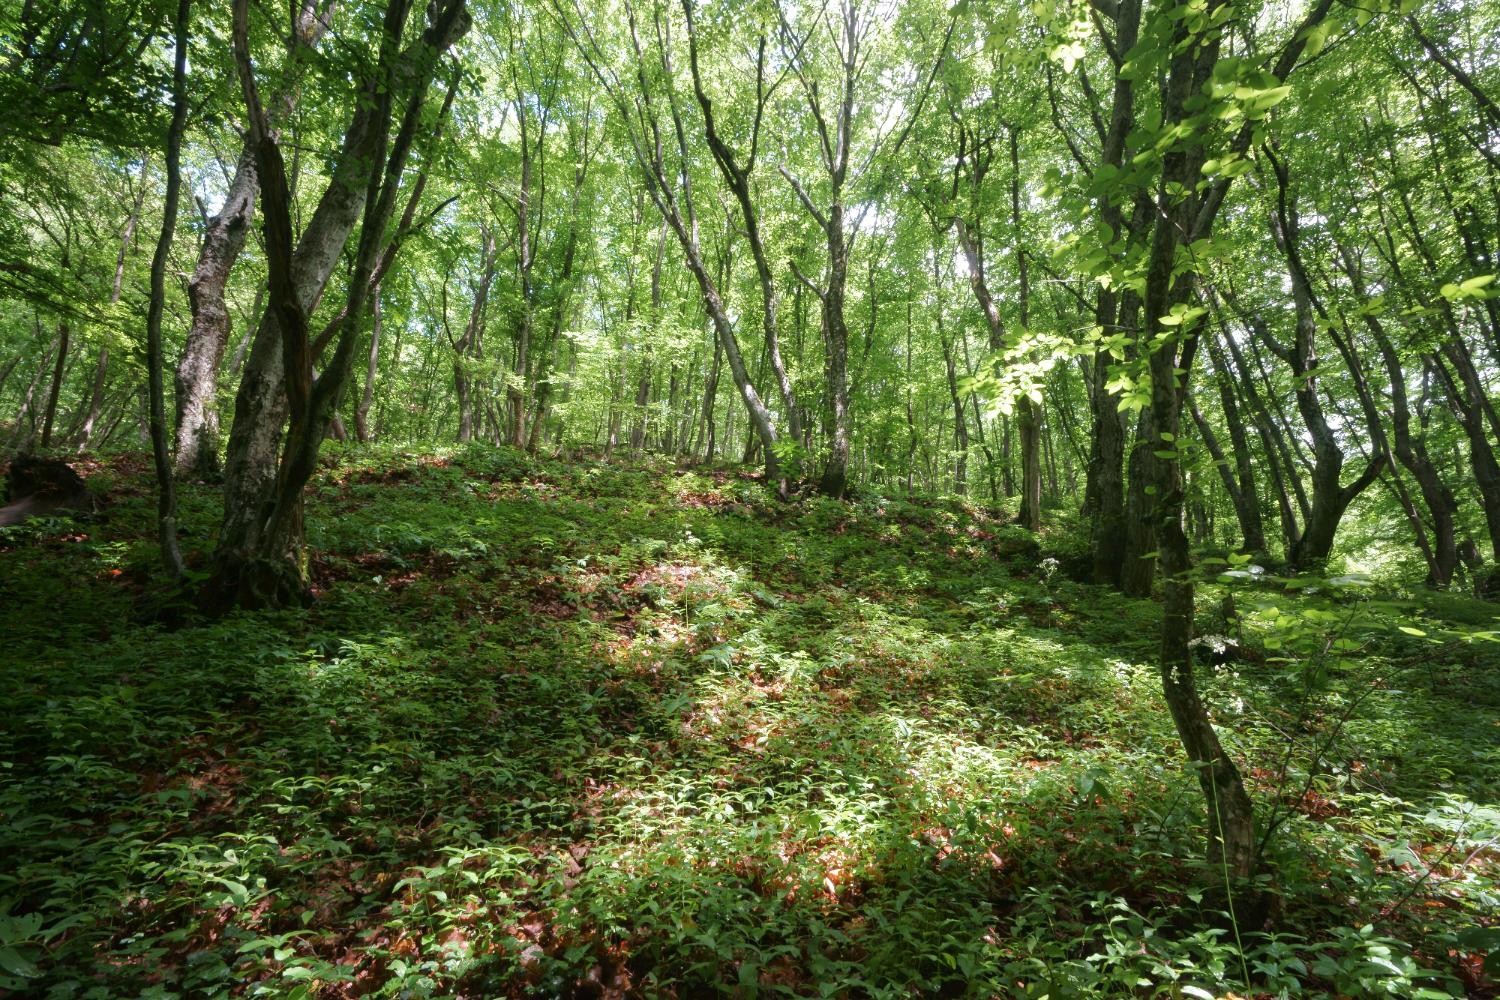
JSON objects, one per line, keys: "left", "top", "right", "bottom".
{"left": 174, "top": 147, "right": 257, "bottom": 480}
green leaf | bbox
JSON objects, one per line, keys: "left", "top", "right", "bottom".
{"left": 1300, "top": 20, "right": 1332, "bottom": 58}
{"left": 0, "top": 948, "right": 40, "bottom": 979}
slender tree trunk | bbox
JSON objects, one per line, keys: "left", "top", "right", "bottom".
{"left": 1011, "top": 128, "right": 1042, "bottom": 531}
{"left": 681, "top": 18, "right": 805, "bottom": 448}
{"left": 904, "top": 299, "right": 917, "bottom": 495}
{"left": 695, "top": 331, "right": 721, "bottom": 460}
{"left": 79, "top": 164, "right": 151, "bottom": 451}
{"left": 958, "top": 328, "right": 1000, "bottom": 503}
{"left": 1431, "top": 347, "right": 1500, "bottom": 562}
{"left": 38, "top": 318, "right": 69, "bottom": 450}
{"left": 453, "top": 226, "right": 496, "bottom": 444}
{"left": 354, "top": 287, "right": 382, "bottom": 443}
{"left": 508, "top": 118, "right": 535, "bottom": 448}
{"left": 940, "top": 312, "right": 967, "bottom": 495}
{"left": 1120, "top": 407, "right": 1158, "bottom": 597}
{"left": 1216, "top": 316, "right": 1302, "bottom": 555}
{"left": 817, "top": 201, "right": 853, "bottom": 497}
{"left": 1203, "top": 334, "right": 1267, "bottom": 556}
{"left": 631, "top": 222, "right": 667, "bottom": 453}
{"left": 630, "top": 356, "right": 651, "bottom": 452}
{"left": 1190, "top": 393, "right": 1262, "bottom": 557}
{"left": 9, "top": 333, "right": 57, "bottom": 452}
{"left": 145, "top": 0, "right": 190, "bottom": 579}
{"left": 0, "top": 356, "right": 19, "bottom": 403}
{"left": 1337, "top": 254, "right": 1458, "bottom": 584}
{"left": 1136, "top": 0, "right": 1340, "bottom": 882}
{"left": 1085, "top": 0, "right": 1143, "bottom": 584}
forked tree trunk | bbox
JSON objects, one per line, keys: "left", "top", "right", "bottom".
{"left": 1267, "top": 151, "right": 1383, "bottom": 569}
{"left": 174, "top": 4, "right": 333, "bottom": 480}
{"left": 682, "top": 15, "right": 805, "bottom": 450}
{"left": 204, "top": 0, "right": 469, "bottom": 612}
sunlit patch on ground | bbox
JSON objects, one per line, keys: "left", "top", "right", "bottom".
{"left": 1, "top": 446, "right": 1497, "bottom": 997}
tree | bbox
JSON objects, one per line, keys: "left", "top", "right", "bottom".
{"left": 142, "top": 0, "right": 190, "bottom": 578}
{"left": 200, "top": 0, "right": 469, "bottom": 611}
{"left": 173, "top": 2, "right": 335, "bottom": 482}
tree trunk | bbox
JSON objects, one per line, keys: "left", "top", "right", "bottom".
{"left": 79, "top": 162, "right": 151, "bottom": 451}
{"left": 9, "top": 333, "right": 57, "bottom": 452}
{"left": 38, "top": 318, "right": 69, "bottom": 450}
{"left": 817, "top": 202, "right": 852, "bottom": 498}
{"left": 174, "top": 148, "right": 257, "bottom": 480}
{"left": 1084, "top": 0, "right": 1142, "bottom": 582}
{"left": 1089, "top": 370, "right": 1129, "bottom": 584}
{"left": 681, "top": 19, "right": 804, "bottom": 448}
{"left": 939, "top": 310, "right": 968, "bottom": 495}
{"left": 354, "top": 288, "right": 381, "bottom": 443}
{"left": 1120, "top": 407, "right": 1157, "bottom": 597}
{"left": 1011, "top": 128, "right": 1041, "bottom": 532}
{"left": 144, "top": 0, "right": 190, "bottom": 579}
{"left": 1204, "top": 335, "right": 1267, "bottom": 556}
{"left": 1431, "top": 345, "right": 1500, "bottom": 563}
{"left": 1216, "top": 317, "right": 1302, "bottom": 556}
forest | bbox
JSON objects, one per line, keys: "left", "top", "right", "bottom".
{"left": 0, "top": 0, "right": 1498, "bottom": 995}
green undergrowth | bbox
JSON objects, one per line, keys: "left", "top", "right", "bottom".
{"left": 1, "top": 446, "right": 1497, "bottom": 998}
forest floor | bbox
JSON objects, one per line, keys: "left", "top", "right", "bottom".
{"left": 2, "top": 446, "right": 1498, "bottom": 999}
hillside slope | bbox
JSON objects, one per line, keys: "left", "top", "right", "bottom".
{"left": 1, "top": 448, "right": 1496, "bottom": 998}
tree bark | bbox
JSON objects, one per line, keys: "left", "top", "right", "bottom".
{"left": 1120, "top": 406, "right": 1157, "bottom": 597}
{"left": 1202, "top": 334, "right": 1267, "bottom": 557}
{"left": 1010, "top": 127, "right": 1042, "bottom": 531}
{"left": 144, "top": 0, "right": 190, "bottom": 579}
{"left": 1084, "top": 0, "right": 1142, "bottom": 584}
{"left": 938, "top": 299, "right": 967, "bottom": 495}
{"left": 173, "top": 148, "right": 257, "bottom": 479}
{"left": 354, "top": 287, "right": 382, "bottom": 443}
